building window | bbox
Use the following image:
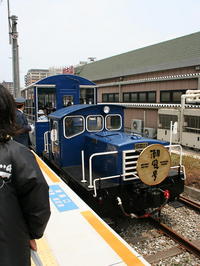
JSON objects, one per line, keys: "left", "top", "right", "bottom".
{"left": 130, "top": 92, "right": 138, "bottom": 102}
{"left": 108, "top": 94, "right": 114, "bottom": 102}
{"left": 138, "top": 92, "right": 146, "bottom": 102}
{"left": 172, "top": 91, "right": 183, "bottom": 102}
{"left": 102, "top": 94, "right": 107, "bottom": 102}
{"left": 123, "top": 93, "right": 130, "bottom": 102}
{"left": 184, "top": 115, "right": 200, "bottom": 133}
{"left": 123, "top": 91, "right": 156, "bottom": 103}
{"left": 160, "top": 91, "right": 170, "bottom": 102}
{"left": 102, "top": 93, "right": 119, "bottom": 102}
{"left": 158, "top": 114, "right": 178, "bottom": 129}
{"left": 160, "top": 90, "right": 186, "bottom": 103}
{"left": 148, "top": 91, "right": 156, "bottom": 102}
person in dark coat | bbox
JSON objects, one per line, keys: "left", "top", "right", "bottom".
{"left": 13, "top": 97, "right": 32, "bottom": 147}
{"left": 0, "top": 85, "right": 51, "bottom": 266}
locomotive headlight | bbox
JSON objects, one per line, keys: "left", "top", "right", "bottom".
{"left": 103, "top": 106, "right": 110, "bottom": 114}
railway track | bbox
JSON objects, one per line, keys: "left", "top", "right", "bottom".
{"left": 113, "top": 195, "right": 200, "bottom": 265}
{"left": 143, "top": 197, "right": 200, "bottom": 263}
{"left": 148, "top": 216, "right": 200, "bottom": 262}
{"left": 179, "top": 195, "right": 200, "bottom": 212}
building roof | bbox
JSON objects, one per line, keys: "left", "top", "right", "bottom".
{"left": 75, "top": 31, "right": 200, "bottom": 81}
{"left": 27, "top": 69, "right": 49, "bottom": 73}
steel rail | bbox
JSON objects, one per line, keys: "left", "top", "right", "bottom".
{"left": 149, "top": 217, "right": 200, "bottom": 259}
{"left": 179, "top": 195, "right": 200, "bottom": 212}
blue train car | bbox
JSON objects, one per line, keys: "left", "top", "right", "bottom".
{"left": 21, "top": 74, "right": 96, "bottom": 154}
{"left": 43, "top": 103, "right": 185, "bottom": 217}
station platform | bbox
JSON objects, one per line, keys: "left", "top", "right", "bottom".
{"left": 32, "top": 152, "right": 150, "bottom": 266}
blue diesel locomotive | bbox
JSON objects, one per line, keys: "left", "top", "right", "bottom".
{"left": 43, "top": 103, "right": 185, "bottom": 217}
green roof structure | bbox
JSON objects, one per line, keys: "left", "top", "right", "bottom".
{"left": 75, "top": 31, "right": 200, "bottom": 81}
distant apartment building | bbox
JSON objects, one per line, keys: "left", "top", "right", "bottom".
{"left": 24, "top": 69, "right": 49, "bottom": 86}
{"left": 24, "top": 67, "right": 64, "bottom": 86}
{"left": 49, "top": 67, "right": 63, "bottom": 76}
{"left": 1, "top": 81, "right": 14, "bottom": 95}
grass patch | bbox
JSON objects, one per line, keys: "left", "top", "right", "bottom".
{"left": 171, "top": 153, "right": 200, "bottom": 189}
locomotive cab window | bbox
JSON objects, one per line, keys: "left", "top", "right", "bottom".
{"left": 64, "top": 116, "right": 84, "bottom": 138}
{"left": 106, "top": 115, "right": 122, "bottom": 130}
{"left": 86, "top": 115, "right": 103, "bottom": 132}
{"left": 80, "top": 87, "right": 96, "bottom": 104}
{"left": 37, "top": 86, "right": 56, "bottom": 115}
{"left": 63, "top": 95, "right": 74, "bottom": 107}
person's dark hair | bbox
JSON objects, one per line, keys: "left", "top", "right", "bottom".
{"left": 16, "top": 103, "right": 24, "bottom": 109}
{"left": 0, "top": 85, "right": 16, "bottom": 141}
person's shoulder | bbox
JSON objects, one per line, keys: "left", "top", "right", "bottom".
{"left": 16, "top": 109, "right": 23, "bottom": 117}
{"left": 10, "top": 139, "right": 31, "bottom": 153}
{"left": 10, "top": 140, "right": 37, "bottom": 163}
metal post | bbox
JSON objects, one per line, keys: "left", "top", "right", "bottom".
{"left": 169, "top": 121, "right": 173, "bottom": 154}
{"left": 81, "top": 150, "right": 87, "bottom": 183}
{"left": 180, "top": 94, "right": 186, "bottom": 144}
{"left": 10, "top": 15, "right": 20, "bottom": 97}
{"left": 198, "top": 78, "right": 200, "bottom": 90}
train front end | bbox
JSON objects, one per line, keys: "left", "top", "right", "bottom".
{"left": 84, "top": 132, "right": 185, "bottom": 216}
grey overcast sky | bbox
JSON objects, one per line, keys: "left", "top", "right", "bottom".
{"left": 0, "top": 0, "right": 200, "bottom": 86}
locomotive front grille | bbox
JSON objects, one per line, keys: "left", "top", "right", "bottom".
{"left": 122, "top": 150, "right": 140, "bottom": 180}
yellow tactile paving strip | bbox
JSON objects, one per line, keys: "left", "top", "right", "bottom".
{"left": 33, "top": 152, "right": 60, "bottom": 183}
{"left": 31, "top": 237, "right": 59, "bottom": 266}
{"left": 81, "top": 210, "right": 145, "bottom": 266}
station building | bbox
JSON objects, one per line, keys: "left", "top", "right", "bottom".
{"left": 75, "top": 31, "right": 200, "bottom": 136}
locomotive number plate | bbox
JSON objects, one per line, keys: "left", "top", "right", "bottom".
{"left": 135, "top": 142, "right": 148, "bottom": 151}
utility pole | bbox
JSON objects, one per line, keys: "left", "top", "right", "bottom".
{"left": 7, "top": 0, "right": 20, "bottom": 97}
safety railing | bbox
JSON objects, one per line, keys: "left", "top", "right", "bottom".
{"left": 166, "top": 144, "right": 186, "bottom": 180}
{"left": 81, "top": 150, "right": 122, "bottom": 196}
{"left": 88, "top": 151, "right": 118, "bottom": 188}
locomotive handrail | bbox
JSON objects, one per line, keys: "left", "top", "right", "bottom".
{"left": 81, "top": 150, "right": 87, "bottom": 183}
{"left": 165, "top": 144, "right": 186, "bottom": 180}
{"left": 44, "top": 131, "right": 49, "bottom": 153}
{"left": 88, "top": 151, "right": 118, "bottom": 188}
{"left": 86, "top": 144, "right": 186, "bottom": 197}
{"left": 93, "top": 175, "right": 121, "bottom": 197}
{"left": 166, "top": 144, "right": 183, "bottom": 163}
